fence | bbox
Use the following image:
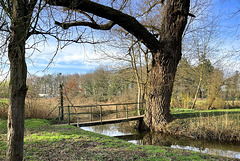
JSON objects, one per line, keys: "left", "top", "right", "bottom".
{"left": 58, "top": 102, "right": 145, "bottom": 125}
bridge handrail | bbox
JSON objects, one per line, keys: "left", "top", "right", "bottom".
{"left": 60, "top": 102, "right": 145, "bottom": 108}
{"left": 59, "top": 102, "right": 145, "bottom": 125}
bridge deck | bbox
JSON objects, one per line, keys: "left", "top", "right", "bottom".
{"left": 60, "top": 115, "right": 144, "bottom": 127}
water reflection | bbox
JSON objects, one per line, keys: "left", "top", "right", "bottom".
{"left": 80, "top": 122, "right": 240, "bottom": 159}
{"left": 80, "top": 122, "right": 138, "bottom": 136}
{"left": 171, "top": 145, "right": 240, "bottom": 159}
{"left": 140, "top": 132, "right": 240, "bottom": 159}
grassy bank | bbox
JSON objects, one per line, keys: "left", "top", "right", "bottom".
{"left": 0, "top": 118, "right": 237, "bottom": 160}
{"left": 169, "top": 108, "right": 240, "bottom": 142}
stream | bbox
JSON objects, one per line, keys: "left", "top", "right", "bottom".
{"left": 80, "top": 122, "right": 240, "bottom": 159}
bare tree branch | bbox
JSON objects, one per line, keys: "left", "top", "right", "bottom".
{"left": 45, "top": 0, "right": 161, "bottom": 52}
{"left": 55, "top": 20, "right": 115, "bottom": 30}
{"left": 139, "top": 1, "right": 163, "bottom": 17}
{"left": 0, "top": 0, "right": 12, "bottom": 18}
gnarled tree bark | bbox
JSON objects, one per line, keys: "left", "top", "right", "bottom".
{"left": 143, "top": 0, "right": 189, "bottom": 131}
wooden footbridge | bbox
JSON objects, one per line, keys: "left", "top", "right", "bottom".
{"left": 58, "top": 102, "right": 145, "bottom": 127}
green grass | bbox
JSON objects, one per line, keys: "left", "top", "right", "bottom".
{"left": 0, "top": 118, "right": 7, "bottom": 133}
{"left": 0, "top": 99, "right": 9, "bottom": 104}
{"left": 171, "top": 108, "right": 240, "bottom": 118}
{"left": 25, "top": 119, "right": 50, "bottom": 130}
{"left": 0, "top": 118, "right": 233, "bottom": 160}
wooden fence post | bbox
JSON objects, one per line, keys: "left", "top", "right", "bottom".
{"left": 58, "top": 106, "right": 61, "bottom": 122}
{"left": 126, "top": 104, "right": 128, "bottom": 119}
{"left": 100, "top": 105, "right": 102, "bottom": 124}
{"left": 68, "top": 106, "right": 70, "bottom": 125}
{"left": 60, "top": 83, "right": 64, "bottom": 121}
{"left": 90, "top": 106, "right": 93, "bottom": 121}
{"left": 116, "top": 105, "right": 118, "bottom": 118}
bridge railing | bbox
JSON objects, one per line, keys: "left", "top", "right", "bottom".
{"left": 58, "top": 102, "right": 145, "bottom": 125}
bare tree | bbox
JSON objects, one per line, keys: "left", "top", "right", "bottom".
{"left": 46, "top": 0, "right": 192, "bottom": 132}
{"left": 0, "top": 0, "right": 95, "bottom": 160}
{"left": 0, "top": 0, "right": 191, "bottom": 160}
{"left": 190, "top": 24, "right": 219, "bottom": 109}
{"left": 93, "top": 0, "right": 215, "bottom": 112}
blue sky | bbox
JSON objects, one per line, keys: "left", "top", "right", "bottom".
{"left": 25, "top": 1, "right": 240, "bottom": 76}
{"left": 25, "top": 37, "right": 125, "bottom": 76}
{"left": 214, "top": 0, "right": 240, "bottom": 39}
{"left": 1, "top": 0, "right": 240, "bottom": 79}
{"left": 26, "top": 41, "right": 98, "bottom": 76}
{"left": 212, "top": 0, "right": 240, "bottom": 73}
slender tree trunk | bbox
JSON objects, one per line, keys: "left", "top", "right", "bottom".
{"left": 6, "top": 33, "right": 28, "bottom": 161}
{"left": 140, "top": 84, "right": 146, "bottom": 115}
{"left": 130, "top": 49, "right": 142, "bottom": 115}
{"left": 137, "top": 84, "right": 142, "bottom": 115}
{"left": 191, "top": 75, "right": 203, "bottom": 109}
{"left": 6, "top": 0, "right": 36, "bottom": 160}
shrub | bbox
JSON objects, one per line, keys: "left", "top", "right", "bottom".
{"left": 0, "top": 101, "right": 8, "bottom": 117}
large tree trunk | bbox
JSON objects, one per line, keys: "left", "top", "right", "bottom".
{"left": 142, "top": 0, "right": 189, "bottom": 132}
{"left": 143, "top": 51, "right": 181, "bottom": 132}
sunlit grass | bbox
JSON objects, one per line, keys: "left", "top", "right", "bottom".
{"left": 0, "top": 118, "right": 231, "bottom": 160}
{"left": 0, "top": 99, "right": 9, "bottom": 104}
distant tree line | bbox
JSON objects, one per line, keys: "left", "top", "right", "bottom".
{"left": 25, "top": 67, "right": 137, "bottom": 103}
{"left": 1, "top": 61, "right": 239, "bottom": 109}
{"left": 1, "top": 60, "right": 240, "bottom": 109}
{"left": 0, "top": 60, "right": 232, "bottom": 109}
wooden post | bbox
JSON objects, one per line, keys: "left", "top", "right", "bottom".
{"left": 58, "top": 106, "right": 61, "bottom": 122}
{"left": 90, "top": 106, "right": 92, "bottom": 121}
{"left": 126, "top": 104, "right": 128, "bottom": 119}
{"left": 60, "top": 84, "right": 64, "bottom": 121}
{"left": 100, "top": 105, "right": 102, "bottom": 124}
{"left": 68, "top": 106, "right": 70, "bottom": 125}
{"left": 116, "top": 105, "right": 118, "bottom": 118}
{"left": 139, "top": 102, "right": 142, "bottom": 115}
{"left": 135, "top": 103, "right": 138, "bottom": 116}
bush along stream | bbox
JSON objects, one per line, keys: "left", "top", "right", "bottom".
{"left": 0, "top": 118, "right": 239, "bottom": 160}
